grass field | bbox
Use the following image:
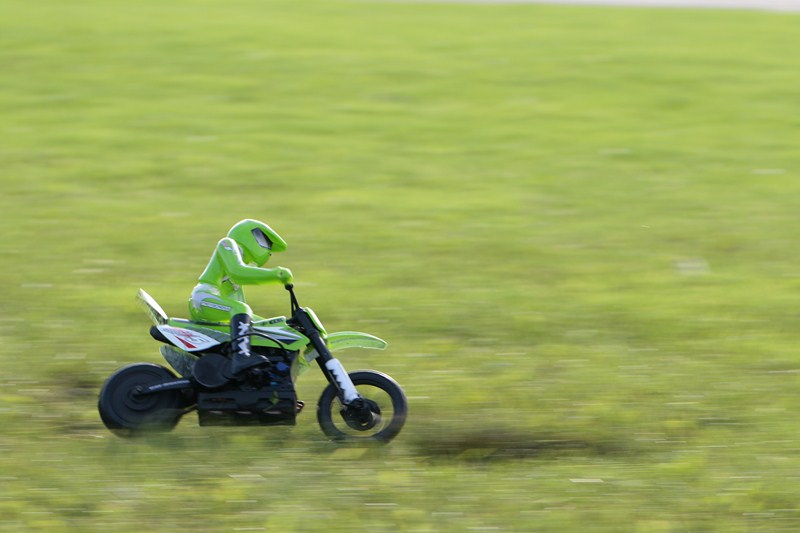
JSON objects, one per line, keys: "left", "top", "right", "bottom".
{"left": 2, "top": 0, "right": 800, "bottom": 530}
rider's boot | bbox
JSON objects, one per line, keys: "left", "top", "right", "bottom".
{"left": 228, "top": 313, "right": 269, "bottom": 377}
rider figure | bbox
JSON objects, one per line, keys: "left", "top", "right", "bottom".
{"left": 189, "top": 219, "right": 293, "bottom": 377}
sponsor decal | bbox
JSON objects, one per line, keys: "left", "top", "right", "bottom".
{"left": 237, "top": 321, "right": 251, "bottom": 357}
{"left": 201, "top": 301, "right": 232, "bottom": 312}
{"left": 255, "top": 327, "right": 304, "bottom": 345}
{"left": 158, "top": 326, "right": 220, "bottom": 352}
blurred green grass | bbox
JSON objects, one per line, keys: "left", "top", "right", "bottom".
{"left": 2, "top": 0, "right": 800, "bottom": 530}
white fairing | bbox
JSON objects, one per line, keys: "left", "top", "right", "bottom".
{"left": 157, "top": 325, "right": 221, "bottom": 352}
{"left": 325, "top": 358, "right": 360, "bottom": 404}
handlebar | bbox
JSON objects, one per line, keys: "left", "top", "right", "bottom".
{"left": 285, "top": 283, "right": 299, "bottom": 312}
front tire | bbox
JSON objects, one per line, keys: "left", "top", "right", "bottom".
{"left": 317, "top": 370, "right": 407, "bottom": 444}
{"left": 98, "top": 363, "right": 187, "bottom": 437}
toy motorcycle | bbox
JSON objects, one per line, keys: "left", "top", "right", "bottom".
{"left": 98, "top": 284, "right": 407, "bottom": 443}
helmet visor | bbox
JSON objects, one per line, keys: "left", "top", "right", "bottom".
{"left": 251, "top": 228, "right": 273, "bottom": 250}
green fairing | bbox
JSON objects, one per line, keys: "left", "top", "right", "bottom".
{"left": 167, "top": 317, "right": 310, "bottom": 352}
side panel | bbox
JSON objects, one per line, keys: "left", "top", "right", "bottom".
{"left": 156, "top": 325, "right": 222, "bottom": 352}
{"left": 164, "top": 318, "right": 310, "bottom": 352}
{"left": 252, "top": 325, "right": 308, "bottom": 351}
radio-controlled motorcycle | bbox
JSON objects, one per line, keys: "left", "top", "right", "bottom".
{"left": 98, "top": 284, "right": 407, "bottom": 443}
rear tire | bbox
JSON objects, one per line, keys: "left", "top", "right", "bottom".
{"left": 317, "top": 370, "right": 407, "bottom": 444}
{"left": 98, "top": 363, "right": 186, "bottom": 437}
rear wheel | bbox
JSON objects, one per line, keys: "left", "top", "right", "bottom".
{"left": 317, "top": 370, "right": 407, "bottom": 444}
{"left": 98, "top": 363, "right": 187, "bottom": 437}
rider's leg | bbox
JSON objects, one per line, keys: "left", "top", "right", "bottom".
{"left": 229, "top": 311, "right": 269, "bottom": 376}
{"left": 189, "top": 285, "right": 243, "bottom": 323}
{"left": 189, "top": 288, "right": 269, "bottom": 376}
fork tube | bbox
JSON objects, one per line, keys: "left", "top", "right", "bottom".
{"left": 294, "top": 304, "right": 360, "bottom": 405}
{"left": 308, "top": 331, "right": 359, "bottom": 405}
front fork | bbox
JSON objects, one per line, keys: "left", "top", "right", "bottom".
{"left": 298, "top": 311, "right": 361, "bottom": 406}
{"left": 320, "top": 356, "right": 360, "bottom": 405}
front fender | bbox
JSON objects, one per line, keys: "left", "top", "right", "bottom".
{"left": 326, "top": 331, "right": 387, "bottom": 352}
{"left": 300, "top": 332, "right": 387, "bottom": 372}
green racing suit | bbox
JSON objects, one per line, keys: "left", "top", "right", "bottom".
{"left": 188, "top": 237, "right": 292, "bottom": 324}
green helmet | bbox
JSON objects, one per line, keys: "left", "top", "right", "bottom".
{"left": 227, "top": 219, "right": 287, "bottom": 266}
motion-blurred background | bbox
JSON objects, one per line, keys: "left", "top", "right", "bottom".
{"left": 2, "top": 0, "right": 800, "bottom": 530}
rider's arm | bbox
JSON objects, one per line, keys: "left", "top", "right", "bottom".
{"left": 216, "top": 238, "right": 293, "bottom": 285}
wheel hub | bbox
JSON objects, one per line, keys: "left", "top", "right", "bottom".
{"left": 341, "top": 399, "right": 382, "bottom": 431}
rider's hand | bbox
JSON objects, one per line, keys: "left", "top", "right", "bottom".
{"left": 277, "top": 267, "right": 293, "bottom": 285}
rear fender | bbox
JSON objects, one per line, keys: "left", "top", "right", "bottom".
{"left": 160, "top": 345, "right": 199, "bottom": 378}
{"left": 137, "top": 289, "right": 168, "bottom": 325}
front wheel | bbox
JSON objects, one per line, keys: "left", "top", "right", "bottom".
{"left": 317, "top": 370, "right": 407, "bottom": 444}
{"left": 98, "top": 363, "right": 188, "bottom": 437}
